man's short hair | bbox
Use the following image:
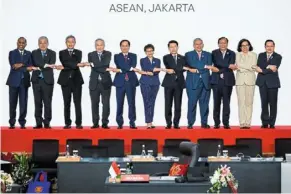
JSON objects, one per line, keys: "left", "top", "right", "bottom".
{"left": 66, "top": 35, "right": 76, "bottom": 42}
{"left": 168, "top": 40, "right": 179, "bottom": 47}
{"left": 18, "top": 37, "right": 27, "bottom": 43}
{"left": 38, "top": 36, "right": 49, "bottom": 44}
{"left": 218, "top": 37, "right": 229, "bottom": 44}
{"left": 95, "top": 38, "right": 105, "bottom": 46}
{"left": 193, "top": 38, "right": 203, "bottom": 44}
{"left": 265, "top": 39, "right": 275, "bottom": 46}
{"left": 120, "top": 39, "right": 130, "bottom": 46}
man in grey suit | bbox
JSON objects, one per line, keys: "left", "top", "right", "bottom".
{"left": 85, "top": 39, "right": 112, "bottom": 129}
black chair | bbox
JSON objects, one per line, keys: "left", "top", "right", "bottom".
{"left": 98, "top": 139, "right": 125, "bottom": 157}
{"left": 163, "top": 139, "right": 190, "bottom": 157}
{"left": 197, "top": 139, "right": 224, "bottom": 157}
{"left": 31, "top": 139, "right": 59, "bottom": 174}
{"left": 275, "top": 138, "right": 291, "bottom": 160}
{"left": 66, "top": 139, "right": 92, "bottom": 155}
{"left": 80, "top": 145, "right": 108, "bottom": 158}
{"left": 236, "top": 138, "right": 262, "bottom": 157}
{"left": 131, "top": 139, "right": 158, "bottom": 156}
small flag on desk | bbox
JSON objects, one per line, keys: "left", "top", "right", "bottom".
{"left": 109, "top": 162, "right": 121, "bottom": 178}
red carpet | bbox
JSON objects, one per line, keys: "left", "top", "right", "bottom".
{"left": 1, "top": 126, "right": 291, "bottom": 154}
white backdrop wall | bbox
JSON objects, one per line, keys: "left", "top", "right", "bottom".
{"left": 1, "top": 0, "right": 291, "bottom": 126}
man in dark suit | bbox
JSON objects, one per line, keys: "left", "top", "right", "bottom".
{"left": 31, "top": 36, "right": 56, "bottom": 129}
{"left": 161, "top": 40, "right": 187, "bottom": 129}
{"left": 211, "top": 37, "right": 236, "bottom": 129}
{"left": 86, "top": 38, "right": 112, "bottom": 129}
{"left": 57, "top": 35, "right": 85, "bottom": 129}
{"left": 185, "top": 38, "right": 218, "bottom": 129}
{"left": 256, "top": 40, "right": 282, "bottom": 129}
{"left": 112, "top": 40, "right": 140, "bottom": 129}
{"left": 6, "top": 37, "right": 35, "bottom": 129}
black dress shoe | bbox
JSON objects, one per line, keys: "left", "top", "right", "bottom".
{"left": 147, "top": 126, "right": 151, "bottom": 129}
{"left": 187, "top": 125, "right": 193, "bottom": 129}
{"left": 214, "top": 125, "right": 220, "bottom": 129}
{"left": 151, "top": 126, "right": 155, "bottom": 129}
{"left": 270, "top": 125, "right": 275, "bottom": 129}
{"left": 261, "top": 125, "right": 268, "bottom": 129}
{"left": 33, "top": 125, "right": 43, "bottom": 129}
{"left": 201, "top": 124, "right": 211, "bottom": 129}
{"left": 165, "top": 125, "right": 171, "bottom": 129}
{"left": 44, "top": 124, "right": 51, "bottom": 129}
{"left": 244, "top": 126, "right": 250, "bottom": 129}
{"left": 9, "top": 125, "right": 15, "bottom": 129}
{"left": 102, "top": 124, "right": 110, "bottom": 129}
{"left": 174, "top": 125, "right": 180, "bottom": 129}
{"left": 91, "top": 124, "right": 99, "bottom": 129}
{"left": 76, "top": 125, "right": 83, "bottom": 129}
{"left": 20, "top": 125, "right": 26, "bottom": 129}
{"left": 117, "top": 125, "right": 123, "bottom": 129}
{"left": 63, "top": 125, "right": 71, "bottom": 129}
{"left": 224, "top": 125, "right": 231, "bottom": 129}
{"left": 130, "top": 125, "right": 137, "bottom": 129}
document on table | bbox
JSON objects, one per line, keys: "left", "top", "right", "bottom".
{"left": 150, "top": 176, "right": 178, "bottom": 181}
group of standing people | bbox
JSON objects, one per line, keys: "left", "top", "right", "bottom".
{"left": 6, "top": 36, "right": 282, "bottom": 129}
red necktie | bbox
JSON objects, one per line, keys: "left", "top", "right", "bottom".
{"left": 124, "top": 55, "right": 129, "bottom": 81}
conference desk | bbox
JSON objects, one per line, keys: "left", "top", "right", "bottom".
{"left": 104, "top": 178, "right": 229, "bottom": 193}
{"left": 57, "top": 158, "right": 281, "bottom": 193}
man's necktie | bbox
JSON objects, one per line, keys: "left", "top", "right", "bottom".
{"left": 124, "top": 55, "right": 129, "bottom": 81}
{"left": 222, "top": 52, "right": 225, "bottom": 59}
{"left": 198, "top": 52, "right": 201, "bottom": 60}
{"left": 98, "top": 53, "right": 101, "bottom": 61}
{"left": 20, "top": 51, "right": 24, "bottom": 78}
{"left": 69, "top": 50, "right": 73, "bottom": 56}
{"left": 267, "top": 54, "right": 271, "bottom": 62}
{"left": 173, "top": 55, "right": 177, "bottom": 64}
{"left": 39, "top": 51, "right": 45, "bottom": 79}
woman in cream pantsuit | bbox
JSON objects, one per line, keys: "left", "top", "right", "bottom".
{"left": 235, "top": 39, "right": 257, "bottom": 129}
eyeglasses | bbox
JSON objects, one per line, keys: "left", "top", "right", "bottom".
{"left": 241, "top": 45, "right": 249, "bottom": 47}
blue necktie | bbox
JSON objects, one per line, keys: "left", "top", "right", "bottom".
{"left": 39, "top": 51, "right": 45, "bottom": 79}
{"left": 20, "top": 51, "right": 24, "bottom": 79}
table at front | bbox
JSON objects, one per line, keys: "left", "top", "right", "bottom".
{"left": 104, "top": 178, "right": 229, "bottom": 193}
{"left": 57, "top": 158, "right": 281, "bottom": 193}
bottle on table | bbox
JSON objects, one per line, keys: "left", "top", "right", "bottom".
{"left": 217, "top": 144, "right": 222, "bottom": 157}
{"left": 141, "top": 144, "right": 146, "bottom": 156}
{"left": 66, "top": 144, "right": 70, "bottom": 157}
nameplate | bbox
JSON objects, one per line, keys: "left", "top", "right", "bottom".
{"left": 121, "top": 174, "right": 150, "bottom": 183}
{"left": 56, "top": 156, "right": 81, "bottom": 162}
{"left": 207, "top": 156, "right": 231, "bottom": 161}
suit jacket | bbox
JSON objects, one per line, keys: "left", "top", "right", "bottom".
{"left": 211, "top": 49, "right": 236, "bottom": 86}
{"left": 57, "top": 49, "right": 84, "bottom": 86}
{"left": 31, "top": 49, "right": 56, "bottom": 85}
{"left": 113, "top": 52, "right": 139, "bottom": 87}
{"left": 256, "top": 52, "right": 282, "bottom": 88}
{"left": 235, "top": 52, "right": 257, "bottom": 86}
{"left": 139, "top": 57, "right": 160, "bottom": 86}
{"left": 6, "top": 49, "right": 32, "bottom": 88}
{"left": 185, "top": 50, "right": 212, "bottom": 90}
{"left": 88, "top": 50, "right": 112, "bottom": 90}
{"left": 161, "top": 54, "right": 186, "bottom": 88}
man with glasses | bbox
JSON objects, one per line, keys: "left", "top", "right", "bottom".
{"left": 31, "top": 36, "right": 56, "bottom": 129}
{"left": 255, "top": 40, "right": 282, "bottom": 129}
{"left": 57, "top": 35, "right": 85, "bottom": 129}
{"left": 85, "top": 38, "right": 112, "bottom": 129}
{"left": 6, "top": 37, "right": 34, "bottom": 129}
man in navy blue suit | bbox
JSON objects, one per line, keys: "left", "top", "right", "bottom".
{"left": 185, "top": 38, "right": 218, "bottom": 129}
{"left": 6, "top": 37, "right": 34, "bottom": 129}
{"left": 255, "top": 40, "right": 282, "bottom": 129}
{"left": 112, "top": 40, "right": 140, "bottom": 129}
{"left": 211, "top": 37, "right": 236, "bottom": 129}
